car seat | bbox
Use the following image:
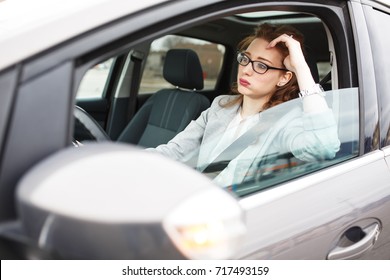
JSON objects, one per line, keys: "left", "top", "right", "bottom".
{"left": 117, "top": 49, "right": 210, "bottom": 148}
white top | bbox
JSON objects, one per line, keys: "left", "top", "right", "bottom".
{"left": 209, "top": 109, "right": 260, "bottom": 186}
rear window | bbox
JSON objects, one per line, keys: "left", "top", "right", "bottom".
{"left": 139, "top": 35, "right": 225, "bottom": 93}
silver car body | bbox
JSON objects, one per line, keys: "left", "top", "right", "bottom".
{"left": 0, "top": 0, "right": 390, "bottom": 259}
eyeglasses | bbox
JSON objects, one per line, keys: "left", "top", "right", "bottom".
{"left": 237, "top": 52, "right": 288, "bottom": 74}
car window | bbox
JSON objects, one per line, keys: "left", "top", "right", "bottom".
{"left": 139, "top": 35, "right": 225, "bottom": 93}
{"left": 71, "top": 10, "right": 358, "bottom": 199}
{"left": 189, "top": 88, "right": 359, "bottom": 197}
{"left": 76, "top": 58, "right": 114, "bottom": 99}
{"left": 317, "top": 61, "right": 331, "bottom": 81}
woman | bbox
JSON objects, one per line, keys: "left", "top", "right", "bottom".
{"left": 151, "top": 23, "right": 340, "bottom": 186}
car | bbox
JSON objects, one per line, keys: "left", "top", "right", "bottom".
{"left": 1, "top": 0, "right": 390, "bottom": 260}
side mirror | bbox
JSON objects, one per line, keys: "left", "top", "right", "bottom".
{"left": 16, "top": 143, "right": 246, "bottom": 259}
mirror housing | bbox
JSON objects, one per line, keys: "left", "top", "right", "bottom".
{"left": 16, "top": 143, "right": 246, "bottom": 259}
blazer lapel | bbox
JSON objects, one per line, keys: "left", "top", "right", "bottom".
{"left": 197, "top": 100, "right": 240, "bottom": 167}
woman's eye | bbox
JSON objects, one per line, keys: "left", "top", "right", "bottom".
{"left": 255, "top": 62, "right": 267, "bottom": 70}
{"left": 241, "top": 56, "right": 249, "bottom": 63}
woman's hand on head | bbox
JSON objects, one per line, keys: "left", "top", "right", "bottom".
{"left": 267, "top": 33, "right": 316, "bottom": 91}
{"left": 267, "top": 34, "right": 307, "bottom": 74}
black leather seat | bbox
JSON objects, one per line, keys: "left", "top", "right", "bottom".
{"left": 117, "top": 49, "right": 210, "bottom": 148}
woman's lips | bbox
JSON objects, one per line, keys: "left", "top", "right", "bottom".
{"left": 239, "top": 78, "right": 250, "bottom": 87}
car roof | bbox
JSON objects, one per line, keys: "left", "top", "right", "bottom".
{"left": 0, "top": 0, "right": 169, "bottom": 71}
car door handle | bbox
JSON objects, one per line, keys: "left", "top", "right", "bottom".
{"left": 327, "top": 223, "right": 380, "bottom": 260}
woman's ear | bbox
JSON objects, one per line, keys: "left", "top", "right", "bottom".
{"left": 277, "top": 71, "right": 293, "bottom": 86}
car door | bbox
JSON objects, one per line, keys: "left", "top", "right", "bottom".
{"left": 232, "top": 1, "right": 390, "bottom": 259}
{"left": 363, "top": 0, "right": 390, "bottom": 258}
{"left": 238, "top": 152, "right": 390, "bottom": 259}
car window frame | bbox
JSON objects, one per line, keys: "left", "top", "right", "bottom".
{"left": 362, "top": 3, "right": 390, "bottom": 148}
{"left": 0, "top": 67, "right": 19, "bottom": 162}
{"left": 67, "top": 1, "right": 360, "bottom": 193}
{"left": 5, "top": 1, "right": 358, "bottom": 205}
{"left": 0, "top": 62, "right": 73, "bottom": 221}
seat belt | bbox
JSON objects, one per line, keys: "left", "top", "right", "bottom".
{"left": 320, "top": 70, "right": 331, "bottom": 86}
{"left": 201, "top": 117, "right": 274, "bottom": 173}
{"left": 126, "top": 50, "right": 144, "bottom": 122}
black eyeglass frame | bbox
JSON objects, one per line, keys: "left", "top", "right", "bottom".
{"left": 237, "top": 52, "right": 289, "bottom": 74}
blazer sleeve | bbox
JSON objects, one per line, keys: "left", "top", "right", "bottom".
{"left": 280, "top": 108, "right": 341, "bottom": 161}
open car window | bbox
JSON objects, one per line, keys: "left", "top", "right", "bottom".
{"left": 77, "top": 58, "right": 115, "bottom": 99}
{"left": 185, "top": 88, "right": 359, "bottom": 197}
{"left": 71, "top": 9, "right": 358, "bottom": 199}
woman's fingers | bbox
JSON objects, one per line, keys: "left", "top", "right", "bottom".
{"left": 267, "top": 33, "right": 306, "bottom": 72}
{"left": 267, "top": 33, "right": 296, "bottom": 48}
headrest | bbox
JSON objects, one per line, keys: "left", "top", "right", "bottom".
{"left": 163, "top": 49, "right": 204, "bottom": 90}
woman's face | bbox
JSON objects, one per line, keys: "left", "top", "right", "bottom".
{"left": 237, "top": 38, "right": 287, "bottom": 101}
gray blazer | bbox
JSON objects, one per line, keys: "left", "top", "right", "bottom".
{"left": 154, "top": 95, "right": 340, "bottom": 185}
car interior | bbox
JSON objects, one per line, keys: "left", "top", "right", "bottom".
{"left": 73, "top": 10, "right": 359, "bottom": 195}
{"left": 74, "top": 11, "right": 333, "bottom": 141}
{"left": 117, "top": 49, "right": 210, "bottom": 147}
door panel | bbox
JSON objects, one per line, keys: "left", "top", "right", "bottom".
{"left": 238, "top": 151, "right": 390, "bottom": 259}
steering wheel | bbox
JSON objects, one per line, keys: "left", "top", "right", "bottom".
{"left": 73, "top": 106, "right": 110, "bottom": 144}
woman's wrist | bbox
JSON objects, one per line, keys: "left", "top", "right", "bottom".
{"left": 295, "top": 63, "right": 316, "bottom": 91}
{"left": 298, "top": 84, "right": 325, "bottom": 99}
{"left": 301, "top": 84, "right": 328, "bottom": 113}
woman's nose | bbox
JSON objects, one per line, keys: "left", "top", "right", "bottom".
{"left": 241, "top": 62, "right": 253, "bottom": 75}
